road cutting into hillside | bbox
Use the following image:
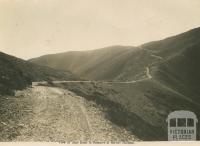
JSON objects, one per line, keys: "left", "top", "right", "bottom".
{"left": 12, "top": 86, "right": 136, "bottom": 142}
{"left": 33, "top": 67, "right": 153, "bottom": 86}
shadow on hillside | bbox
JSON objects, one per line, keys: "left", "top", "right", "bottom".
{"left": 65, "top": 87, "right": 166, "bottom": 141}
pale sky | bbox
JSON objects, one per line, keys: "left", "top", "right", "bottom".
{"left": 0, "top": 0, "right": 200, "bottom": 59}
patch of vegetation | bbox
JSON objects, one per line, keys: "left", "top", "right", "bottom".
{"left": 55, "top": 82, "right": 166, "bottom": 140}
{"left": 0, "top": 52, "right": 77, "bottom": 95}
{"left": 0, "top": 95, "right": 34, "bottom": 141}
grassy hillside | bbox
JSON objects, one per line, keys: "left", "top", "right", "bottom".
{"left": 30, "top": 46, "right": 143, "bottom": 81}
{"left": 30, "top": 27, "right": 200, "bottom": 82}
{"left": 54, "top": 79, "right": 200, "bottom": 141}
{"left": 0, "top": 52, "right": 77, "bottom": 95}
{"left": 147, "top": 28, "right": 200, "bottom": 104}
{"left": 30, "top": 27, "right": 200, "bottom": 97}
{"left": 31, "top": 27, "right": 200, "bottom": 140}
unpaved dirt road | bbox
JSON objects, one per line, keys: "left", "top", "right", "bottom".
{"left": 33, "top": 68, "right": 152, "bottom": 86}
{"left": 12, "top": 86, "right": 136, "bottom": 142}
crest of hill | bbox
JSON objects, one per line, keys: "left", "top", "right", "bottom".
{"left": 30, "top": 27, "right": 200, "bottom": 84}
{"left": 0, "top": 52, "right": 77, "bottom": 95}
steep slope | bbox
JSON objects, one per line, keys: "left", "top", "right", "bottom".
{"left": 53, "top": 80, "right": 200, "bottom": 141}
{"left": 30, "top": 46, "right": 141, "bottom": 81}
{"left": 30, "top": 27, "right": 200, "bottom": 83}
{"left": 30, "top": 27, "right": 200, "bottom": 140}
{"left": 145, "top": 27, "right": 200, "bottom": 103}
{"left": 0, "top": 52, "right": 76, "bottom": 95}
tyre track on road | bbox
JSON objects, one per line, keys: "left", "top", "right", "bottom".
{"left": 13, "top": 86, "right": 137, "bottom": 142}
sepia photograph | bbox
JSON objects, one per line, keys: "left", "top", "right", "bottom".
{"left": 0, "top": 0, "right": 200, "bottom": 144}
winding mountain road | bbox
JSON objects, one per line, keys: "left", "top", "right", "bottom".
{"left": 16, "top": 67, "right": 152, "bottom": 141}
{"left": 33, "top": 67, "right": 153, "bottom": 86}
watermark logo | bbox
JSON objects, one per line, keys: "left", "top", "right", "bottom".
{"left": 166, "top": 110, "right": 198, "bottom": 141}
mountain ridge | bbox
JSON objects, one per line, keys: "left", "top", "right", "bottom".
{"left": 28, "top": 27, "right": 200, "bottom": 140}
{"left": 29, "top": 27, "right": 200, "bottom": 82}
{"left": 1, "top": 27, "right": 200, "bottom": 141}
{"left": 0, "top": 51, "right": 77, "bottom": 95}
